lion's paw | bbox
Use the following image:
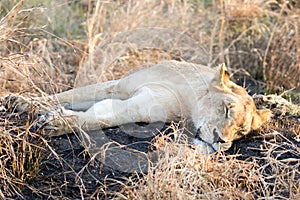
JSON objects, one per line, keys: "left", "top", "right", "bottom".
{"left": 41, "top": 108, "right": 79, "bottom": 137}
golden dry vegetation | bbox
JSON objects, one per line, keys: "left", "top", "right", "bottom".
{"left": 0, "top": 0, "right": 299, "bottom": 199}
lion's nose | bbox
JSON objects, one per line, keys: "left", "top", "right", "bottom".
{"left": 213, "top": 128, "right": 226, "bottom": 143}
{"left": 215, "top": 136, "right": 226, "bottom": 143}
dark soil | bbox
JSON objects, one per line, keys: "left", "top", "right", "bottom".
{"left": 1, "top": 71, "right": 299, "bottom": 199}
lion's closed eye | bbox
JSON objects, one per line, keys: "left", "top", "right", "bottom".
{"left": 224, "top": 101, "right": 236, "bottom": 118}
{"left": 224, "top": 105, "right": 229, "bottom": 118}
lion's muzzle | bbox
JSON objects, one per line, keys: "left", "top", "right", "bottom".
{"left": 195, "top": 127, "right": 232, "bottom": 153}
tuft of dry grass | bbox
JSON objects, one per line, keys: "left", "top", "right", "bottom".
{"left": 0, "top": 96, "right": 47, "bottom": 198}
{"left": 263, "top": 11, "right": 300, "bottom": 91}
{"left": 0, "top": 0, "right": 86, "bottom": 96}
{"left": 0, "top": 0, "right": 299, "bottom": 199}
{"left": 198, "top": 0, "right": 300, "bottom": 92}
{"left": 76, "top": 0, "right": 209, "bottom": 86}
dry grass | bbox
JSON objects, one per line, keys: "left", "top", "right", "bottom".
{"left": 77, "top": 0, "right": 300, "bottom": 91}
{"left": 119, "top": 135, "right": 262, "bottom": 199}
{"left": 0, "top": 96, "right": 47, "bottom": 198}
{"left": 117, "top": 126, "right": 300, "bottom": 200}
{"left": 0, "top": 0, "right": 86, "bottom": 95}
{"left": 0, "top": 0, "right": 299, "bottom": 199}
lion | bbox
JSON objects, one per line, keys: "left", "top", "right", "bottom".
{"left": 15, "top": 60, "right": 272, "bottom": 153}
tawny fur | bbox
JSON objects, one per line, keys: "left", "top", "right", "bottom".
{"left": 17, "top": 60, "right": 272, "bottom": 153}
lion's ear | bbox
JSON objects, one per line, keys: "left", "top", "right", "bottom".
{"left": 211, "top": 63, "right": 231, "bottom": 90}
{"left": 251, "top": 109, "right": 273, "bottom": 130}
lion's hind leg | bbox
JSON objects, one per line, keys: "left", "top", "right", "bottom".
{"left": 53, "top": 80, "right": 128, "bottom": 111}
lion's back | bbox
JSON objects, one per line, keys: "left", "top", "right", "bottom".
{"left": 118, "top": 60, "right": 216, "bottom": 96}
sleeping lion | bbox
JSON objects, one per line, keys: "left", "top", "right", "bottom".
{"left": 15, "top": 60, "right": 272, "bottom": 153}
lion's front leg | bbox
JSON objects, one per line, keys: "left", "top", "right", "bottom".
{"left": 42, "top": 99, "right": 128, "bottom": 137}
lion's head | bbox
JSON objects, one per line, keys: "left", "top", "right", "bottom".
{"left": 193, "top": 64, "right": 272, "bottom": 153}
